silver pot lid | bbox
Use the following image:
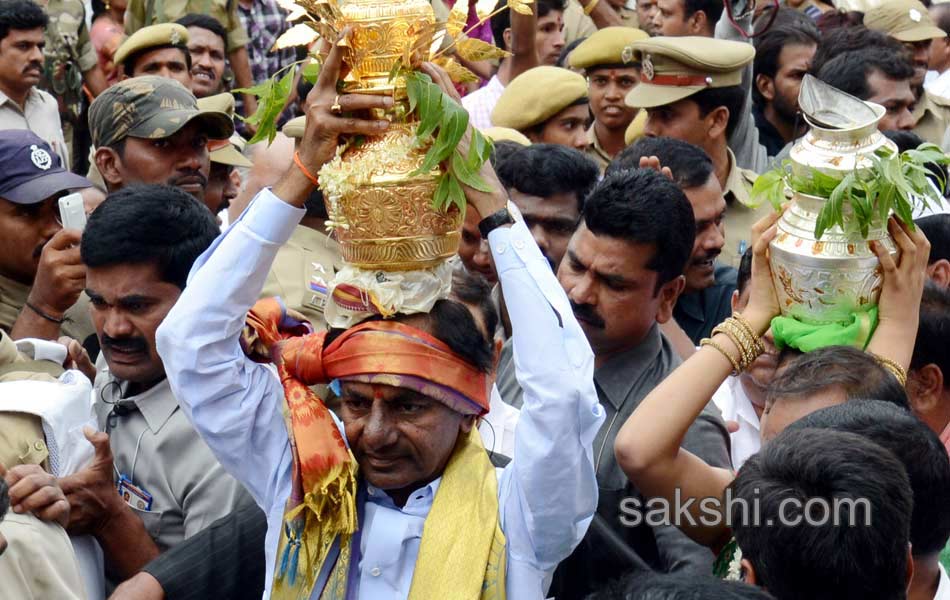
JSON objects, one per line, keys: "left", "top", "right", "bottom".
{"left": 798, "top": 74, "right": 883, "bottom": 131}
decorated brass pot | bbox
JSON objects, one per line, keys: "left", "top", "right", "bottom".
{"left": 319, "top": 0, "right": 462, "bottom": 271}
{"left": 769, "top": 75, "right": 898, "bottom": 325}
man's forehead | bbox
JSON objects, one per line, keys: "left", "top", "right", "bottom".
{"left": 135, "top": 46, "right": 189, "bottom": 66}
{"left": 589, "top": 66, "right": 640, "bottom": 79}
{"left": 187, "top": 28, "right": 226, "bottom": 49}
{"left": 571, "top": 225, "right": 653, "bottom": 275}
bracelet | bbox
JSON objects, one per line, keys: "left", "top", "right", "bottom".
{"left": 25, "top": 301, "right": 65, "bottom": 324}
{"left": 711, "top": 315, "right": 765, "bottom": 373}
{"left": 293, "top": 151, "right": 320, "bottom": 187}
{"left": 584, "top": 0, "right": 601, "bottom": 15}
{"left": 701, "top": 337, "right": 742, "bottom": 374}
{"left": 871, "top": 353, "right": 908, "bottom": 387}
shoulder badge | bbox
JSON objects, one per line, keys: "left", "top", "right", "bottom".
{"left": 642, "top": 54, "right": 654, "bottom": 81}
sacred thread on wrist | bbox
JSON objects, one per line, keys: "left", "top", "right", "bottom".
{"left": 293, "top": 151, "right": 320, "bottom": 187}
{"left": 26, "top": 301, "right": 65, "bottom": 324}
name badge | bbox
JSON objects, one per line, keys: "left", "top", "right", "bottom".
{"left": 117, "top": 474, "right": 153, "bottom": 511}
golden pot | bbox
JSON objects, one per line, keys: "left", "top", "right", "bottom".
{"left": 319, "top": 0, "right": 461, "bottom": 272}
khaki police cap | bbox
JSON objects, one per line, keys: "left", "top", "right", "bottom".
{"left": 569, "top": 26, "right": 649, "bottom": 70}
{"left": 624, "top": 36, "right": 755, "bottom": 109}
{"left": 480, "top": 126, "right": 531, "bottom": 146}
{"left": 89, "top": 76, "right": 233, "bottom": 148}
{"left": 865, "top": 0, "right": 945, "bottom": 42}
{"left": 113, "top": 23, "right": 189, "bottom": 68}
{"left": 196, "top": 94, "right": 252, "bottom": 167}
{"left": 282, "top": 116, "right": 306, "bottom": 139}
{"left": 491, "top": 66, "right": 588, "bottom": 132}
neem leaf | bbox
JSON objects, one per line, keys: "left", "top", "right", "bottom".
{"left": 451, "top": 149, "right": 493, "bottom": 192}
{"left": 750, "top": 168, "right": 785, "bottom": 211}
{"left": 302, "top": 61, "right": 322, "bottom": 84}
{"left": 245, "top": 69, "right": 295, "bottom": 144}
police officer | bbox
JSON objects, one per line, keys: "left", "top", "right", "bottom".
{"left": 197, "top": 93, "right": 252, "bottom": 217}
{"left": 569, "top": 26, "right": 648, "bottom": 170}
{"left": 35, "top": 0, "right": 108, "bottom": 169}
{"left": 624, "top": 36, "right": 765, "bottom": 267}
{"left": 491, "top": 66, "right": 590, "bottom": 150}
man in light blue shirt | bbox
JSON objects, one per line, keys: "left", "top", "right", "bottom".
{"left": 155, "top": 46, "right": 604, "bottom": 599}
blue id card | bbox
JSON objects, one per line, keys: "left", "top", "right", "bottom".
{"left": 117, "top": 474, "right": 153, "bottom": 511}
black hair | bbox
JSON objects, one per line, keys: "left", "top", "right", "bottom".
{"left": 0, "top": 0, "right": 48, "bottom": 41}
{"left": 684, "top": 0, "right": 724, "bottom": 29}
{"left": 791, "top": 400, "right": 950, "bottom": 558}
{"left": 495, "top": 143, "right": 599, "bottom": 213}
{"left": 583, "top": 168, "right": 696, "bottom": 290}
{"left": 766, "top": 345, "right": 910, "bottom": 409}
{"left": 731, "top": 428, "right": 912, "bottom": 600}
{"left": 607, "top": 136, "right": 715, "bottom": 190}
{"left": 811, "top": 26, "right": 888, "bottom": 75}
{"left": 450, "top": 267, "right": 499, "bottom": 345}
{"left": 122, "top": 44, "right": 193, "bottom": 78}
{"left": 0, "top": 476, "right": 8, "bottom": 522}
{"left": 489, "top": 140, "right": 525, "bottom": 168}
{"left": 176, "top": 14, "right": 229, "bottom": 53}
{"left": 752, "top": 19, "right": 820, "bottom": 108}
{"left": 917, "top": 214, "right": 950, "bottom": 263}
{"left": 814, "top": 10, "right": 865, "bottom": 34}
{"left": 911, "top": 281, "right": 950, "bottom": 391}
{"left": 557, "top": 36, "right": 587, "bottom": 68}
{"left": 81, "top": 185, "right": 219, "bottom": 289}
{"left": 691, "top": 85, "right": 747, "bottom": 139}
{"left": 933, "top": 3, "right": 950, "bottom": 34}
{"left": 491, "top": 0, "right": 567, "bottom": 50}
{"left": 817, "top": 47, "right": 914, "bottom": 101}
{"left": 736, "top": 246, "right": 753, "bottom": 295}
{"left": 588, "top": 572, "right": 776, "bottom": 600}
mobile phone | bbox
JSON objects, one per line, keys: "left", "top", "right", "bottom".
{"left": 58, "top": 193, "right": 87, "bottom": 231}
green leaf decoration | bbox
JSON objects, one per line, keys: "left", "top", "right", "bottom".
{"left": 301, "top": 61, "right": 322, "bottom": 84}
{"left": 235, "top": 66, "right": 298, "bottom": 144}
{"left": 759, "top": 142, "right": 949, "bottom": 240}
{"left": 403, "top": 70, "right": 493, "bottom": 214}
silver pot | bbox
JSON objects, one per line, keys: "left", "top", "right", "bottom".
{"left": 770, "top": 192, "right": 896, "bottom": 325}
{"left": 769, "top": 75, "right": 898, "bottom": 325}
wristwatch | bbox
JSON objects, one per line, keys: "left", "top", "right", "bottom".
{"left": 478, "top": 202, "right": 520, "bottom": 239}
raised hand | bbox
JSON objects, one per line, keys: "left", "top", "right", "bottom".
{"left": 58, "top": 428, "right": 122, "bottom": 536}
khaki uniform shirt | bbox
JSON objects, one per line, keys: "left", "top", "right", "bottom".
{"left": 0, "top": 88, "right": 69, "bottom": 169}
{"left": 585, "top": 124, "right": 612, "bottom": 172}
{"left": 94, "top": 370, "right": 255, "bottom": 551}
{"left": 0, "top": 273, "right": 95, "bottom": 343}
{"left": 125, "top": 0, "right": 249, "bottom": 50}
{"left": 563, "top": 1, "right": 640, "bottom": 45}
{"left": 912, "top": 90, "right": 950, "bottom": 147}
{"left": 0, "top": 512, "right": 86, "bottom": 600}
{"left": 722, "top": 148, "right": 767, "bottom": 268}
{"left": 260, "top": 225, "right": 342, "bottom": 330}
{"left": 36, "top": 0, "right": 98, "bottom": 161}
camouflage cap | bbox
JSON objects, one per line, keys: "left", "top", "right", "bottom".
{"left": 113, "top": 23, "right": 189, "bottom": 68}
{"left": 89, "top": 76, "right": 233, "bottom": 148}
{"left": 865, "top": 0, "right": 945, "bottom": 42}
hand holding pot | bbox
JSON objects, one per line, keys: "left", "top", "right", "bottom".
{"left": 740, "top": 210, "right": 783, "bottom": 336}
{"left": 866, "top": 216, "right": 931, "bottom": 369}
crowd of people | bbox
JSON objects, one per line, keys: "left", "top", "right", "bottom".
{"left": 1, "top": 0, "right": 950, "bottom": 598}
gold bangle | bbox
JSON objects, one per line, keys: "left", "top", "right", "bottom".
{"left": 871, "top": 353, "right": 908, "bottom": 387}
{"left": 732, "top": 313, "right": 761, "bottom": 344}
{"left": 701, "top": 337, "right": 741, "bottom": 375}
{"left": 712, "top": 323, "right": 751, "bottom": 370}
{"left": 713, "top": 317, "right": 764, "bottom": 371}
{"left": 584, "top": 0, "right": 601, "bottom": 15}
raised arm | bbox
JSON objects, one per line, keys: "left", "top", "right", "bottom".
{"left": 155, "top": 35, "right": 392, "bottom": 508}
{"left": 613, "top": 211, "right": 781, "bottom": 548}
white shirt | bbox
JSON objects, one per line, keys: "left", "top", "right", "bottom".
{"left": 936, "top": 564, "right": 950, "bottom": 600}
{"left": 478, "top": 385, "right": 520, "bottom": 461}
{"left": 155, "top": 188, "right": 605, "bottom": 599}
{"left": 0, "top": 88, "right": 69, "bottom": 169}
{"left": 462, "top": 75, "right": 505, "bottom": 131}
{"left": 927, "top": 70, "right": 950, "bottom": 102}
{"left": 711, "top": 375, "right": 761, "bottom": 470}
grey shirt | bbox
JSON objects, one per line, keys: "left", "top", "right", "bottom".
{"left": 94, "top": 367, "right": 255, "bottom": 552}
{"left": 495, "top": 324, "right": 732, "bottom": 598}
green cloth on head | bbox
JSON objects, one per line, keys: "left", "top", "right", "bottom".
{"left": 771, "top": 306, "right": 878, "bottom": 352}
